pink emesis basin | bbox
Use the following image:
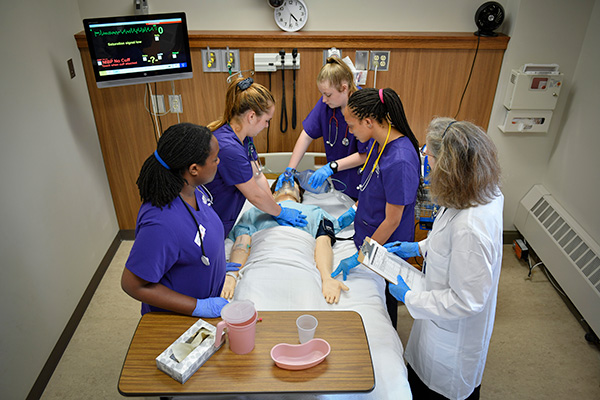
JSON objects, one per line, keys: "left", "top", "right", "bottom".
{"left": 270, "top": 338, "right": 331, "bottom": 370}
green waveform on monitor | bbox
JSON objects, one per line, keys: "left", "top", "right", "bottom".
{"left": 93, "top": 25, "right": 160, "bottom": 37}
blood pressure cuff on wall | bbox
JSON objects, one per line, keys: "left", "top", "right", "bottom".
{"left": 316, "top": 218, "right": 336, "bottom": 246}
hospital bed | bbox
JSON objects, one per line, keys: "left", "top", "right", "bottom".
{"left": 222, "top": 153, "right": 412, "bottom": 399}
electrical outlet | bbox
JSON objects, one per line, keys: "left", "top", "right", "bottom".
{"left": 370, "top": 51, "right": 390, "bottom": 71}
{"left": 169, "top": 95, "right": 183, "bottom": 113}
{"left": 224, "top": 49, "right": 240, "bottom": 73}
{"left": 355, "top": 51, "right": 369, "bottom": 71}
{"left": 151, "top": 95, "right": 165, "bottom": 114}
{"left": 201, "top": 49, "right": 221, "bottom": 72}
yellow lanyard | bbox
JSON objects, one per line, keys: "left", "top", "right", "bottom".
{"left": 359, "top": 122, "right": 392, "bottom": 175}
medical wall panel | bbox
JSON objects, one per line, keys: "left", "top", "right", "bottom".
{"left": 76, "top": 31, "right": 509, "bottom": 230}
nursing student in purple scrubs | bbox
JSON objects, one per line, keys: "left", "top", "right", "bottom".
{"left": 121, "top": 123, "right": 233, "bottom": 318}
{"left": 275, "top": 57, "right": 370, "bottom": 199}
{"left": 206, "top": 77, "right": 307, "bottom": 238}
{"left": 331, "top": 88, "right": 423, "bottom": 328}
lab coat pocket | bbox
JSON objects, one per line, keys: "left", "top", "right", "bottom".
{"left": 424, "top": 248, "right": 450, "bottom": 289}
{"left": 427, "top": 319, "right": 460, "bottom": 389}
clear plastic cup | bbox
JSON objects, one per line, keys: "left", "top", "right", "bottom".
{"left": 296, "top": 314, "right": 318, "bottom": 344}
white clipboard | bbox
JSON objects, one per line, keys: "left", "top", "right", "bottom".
{"left": 358, "top": 237, "right": 425, "bottom": 292}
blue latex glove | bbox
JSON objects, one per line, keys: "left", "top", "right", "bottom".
{"left": 337, "top": 207, "right": 356, "bottom": 230}
{"left": 389, "top": 275, "right": 411, "bottom": 303}
{"left": 192, "top": 297, "right": 229, "bottom": 318}
{"left": 308, "top": 163, "right": 334, "bottom": 189}
{"left": 273, "top": 206, "right": 308, "bottom": 227}
{"left": 331, "top": 251, "right": 360, "bottom": 281}
{"left": 275, "top": 167, "right": 296, "bottom": 191}
{"left": 226, "top": 262, "right": 241, "bottom": 272}
{"left": 384, "top": 241, "right": 420, "bottom": 259}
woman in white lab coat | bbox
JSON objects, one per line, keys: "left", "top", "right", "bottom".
{"left": 385, "top": 118, "right": 503, "bottom": 400}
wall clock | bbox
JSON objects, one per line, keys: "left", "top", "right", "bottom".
{"left": 272, "top": 0, "right": 308, "bottom": 32}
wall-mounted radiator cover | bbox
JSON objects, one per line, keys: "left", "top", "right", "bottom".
{"left": 514, "top": 185, "right": 600, "bottom": 336}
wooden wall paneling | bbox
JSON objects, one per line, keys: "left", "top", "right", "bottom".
{"left": 79, "top": 48, "right": 156, "bottom": 228}
{"left": 76, "top": 31, "right": 509, "bottom": 230}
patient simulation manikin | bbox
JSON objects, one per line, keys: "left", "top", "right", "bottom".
{"left": 221, "top": 181, "right": 348, "bottom": 304}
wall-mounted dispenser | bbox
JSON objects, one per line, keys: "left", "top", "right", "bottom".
{"left": 499, "top": 64, "right": 563, "bottom": 133}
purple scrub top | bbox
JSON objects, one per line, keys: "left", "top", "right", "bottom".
{"left": 303, "top": 99, "right": 370, "bottom": 199}
{"left": 205, "top": 123, "right": 257, "bottom": 237}
{"left": 354, "top": 136, "right": 420, "bottom": 249}
{"left": 126, "top": 189, "right": 226, "bottom": 315}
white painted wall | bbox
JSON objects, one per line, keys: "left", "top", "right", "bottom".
{"left": 2, "top": 0, "right": 597, "bottom": 398}
{"left": 0, "top": 1, "right": 118, "bottom": 398}
{"left": 486, "top": 0, "right": 597, "bottom": 240}
{"left": 543, "top": 1, "right": 600, "bottom": 243}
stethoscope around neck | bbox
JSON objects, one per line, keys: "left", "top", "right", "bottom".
{"left": 178, "top": 189, "right": 212, "bottom": 266}
{"left": 247, "top": 139, "right": 264, "bottom": 176}
{"left": 356, "top": 122, "right": 392, "bottom": 192}
{"left": 327, "top": 109, "right": 349, "bottom": 147}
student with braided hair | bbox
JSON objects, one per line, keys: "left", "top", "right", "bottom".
{"left": 331, "top": 88, "right": 423, "bottom": 328}
{"left": 121, "top": 123, "right": 236, "bottom": 318}
{"left": 206, "top": 76, "right": 307, "bottom": 238}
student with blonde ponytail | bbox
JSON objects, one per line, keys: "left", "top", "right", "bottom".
{"left": 206, "top": 76, "right": 307, "bottom": 237}
{"left": 276, "top": 57, "right": 370, "bottom": 199}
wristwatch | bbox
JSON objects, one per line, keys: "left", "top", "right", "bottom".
{"left": 329, "top": 161, "right": 338, "bottom": 173}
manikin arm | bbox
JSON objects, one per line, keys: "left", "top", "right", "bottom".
{"left": 221, "top": 234, "right": 252, "bottom": 300}
{"left": 315, "top": 235, "right": 349, "bottom": 303}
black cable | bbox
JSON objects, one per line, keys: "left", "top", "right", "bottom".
{"left": 279, "top": 50, "right": 288, "bottom": 133}
{"left": 454, "top": 34, "right": 480, "bottom": 119}
{"left": 291, "top": 48, "right": 298, "bottom": 130}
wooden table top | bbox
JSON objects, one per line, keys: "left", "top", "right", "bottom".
{"left": 118, "top": 310, "right": 374, "bottom": 397}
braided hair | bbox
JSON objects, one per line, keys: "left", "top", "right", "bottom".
{"left": 136, "top": 123, "right": 213, "bottom": 208}
{"left": 347, "top": 88, "right": 425, "bottom": 200}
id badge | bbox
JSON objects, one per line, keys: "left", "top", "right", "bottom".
{"left": 194, "top": 224, "right": 206, "bottom": 247}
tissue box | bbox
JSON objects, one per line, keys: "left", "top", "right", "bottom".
{"left": 155, "top": 318, "right": 225, "bottom": 384}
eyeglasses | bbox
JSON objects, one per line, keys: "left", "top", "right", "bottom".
{"left": 420, "top": 145, "right": 434, "bottom": 158}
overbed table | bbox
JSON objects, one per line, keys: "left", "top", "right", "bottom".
{"left": 118, "top": 310, "right": 374, "bottom": 397}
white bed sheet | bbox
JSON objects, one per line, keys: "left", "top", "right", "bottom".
{"left": 217, "top": 190, "right": 412, "bottom": 400}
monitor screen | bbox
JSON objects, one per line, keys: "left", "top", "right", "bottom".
{"left": 83, "top": 12, "right": 193, "bottom": 88}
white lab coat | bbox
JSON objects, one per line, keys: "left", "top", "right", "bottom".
{"left": 404, "top": 192, "right": 504, "bottom": 400}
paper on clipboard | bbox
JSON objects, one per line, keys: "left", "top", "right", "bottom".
{"left": 358, "top": 237, "right": 425, "bottom": 292}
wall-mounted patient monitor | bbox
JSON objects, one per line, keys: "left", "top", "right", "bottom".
{"left": 83, "top": 12, "right": 193, "bottom": 88}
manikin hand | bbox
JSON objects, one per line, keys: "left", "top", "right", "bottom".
{"left": 221, "top": 275, "right": 237, "bottom": 300}
{"left": 321, "top": 276, "right": 349, "bottom": 304}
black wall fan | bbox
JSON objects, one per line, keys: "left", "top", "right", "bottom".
{"left": 474, "top": 1, "right": 505, "bottom": 37}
